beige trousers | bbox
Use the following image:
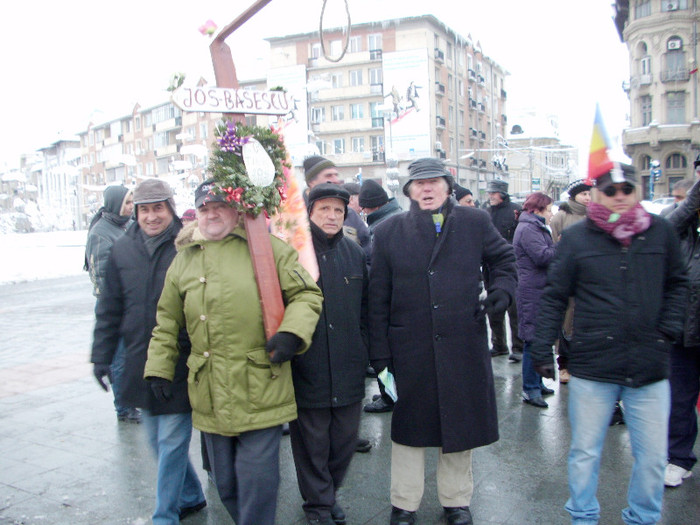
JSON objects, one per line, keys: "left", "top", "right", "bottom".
{"left": 390, "top": 441, "right": 473, "bottom": 511}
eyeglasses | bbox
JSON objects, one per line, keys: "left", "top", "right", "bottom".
{"left": 602, "top": 183, "right": 635, "bottom": 197}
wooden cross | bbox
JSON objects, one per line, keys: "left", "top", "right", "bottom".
{"left": 209, "top": 0, "right": 283, "bottom": 339}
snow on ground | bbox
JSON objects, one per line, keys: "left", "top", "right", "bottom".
{"left": 0, "top": 231, "right": 88, "bottom": 285}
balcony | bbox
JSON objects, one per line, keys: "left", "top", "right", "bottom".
{"left": 501, "top": 88, "right": 507, "bottom": 100}
{"left": 639, "top": 73, "right": 652, "bottom": 85}
{"left": 373, "top": 151, "right": 385, "bottom": 162}
{"left": 477, "top": 74, "right": 485, "bottom": 85}
{"left": 661, "top": 69, "right": 689, "bottom": 82}
{"left": 470, "top": 128, "right": 478, "bottom": 138}
{"left": 436, "top": 115, "right": 446, "bottom": 128}
{"left": 370, "top": 83, "right": 383, "bottom": 95}
{"left": 369, "top": 49, "right": 383, "bottom": 60}
{"left": 479, "top": 131, "right": 486, "bottom": 141}
{"left": 469, "top": 98, "right": 477, "bottom": 110}
{"left": 435, "top": 82, "right": 446, "bottom": 96}
{"left": 434, "top": 48, "right": 445, "bottom": 63}
{"left": 478, "top": 103, "right": 485, "bottom": 113}
{"left": 468, "top": 69, "right": 476, "bottom": 81}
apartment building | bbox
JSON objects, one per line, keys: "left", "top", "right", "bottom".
{"left": 266, "top": 15, "right": 509, "bottom": 200}
{"left": 614, "top": 0, "right": 700, "bottom": 198}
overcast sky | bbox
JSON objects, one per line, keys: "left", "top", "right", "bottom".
{"left": 0, "top": 0, "right": 628, "bottom": 171}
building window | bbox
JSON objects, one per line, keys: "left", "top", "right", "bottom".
{"left": 154, "top": 132, "right": 170, "bottom": 149}
{"left": 333, "top": 138, "right": 345, "bottom": 155}
{"left": 315, "top": 140, "right": 326, "bottom": 155}
{"left": 330, "top": 40, "right": 342, "bottom": 57}
{"left": 332, "top": 105, "right": 345, "bottom": 121}
{"left": 368, "top": 33, "right": 382, "bottom": 51}
{"left": 351, "top": 103, "right": 364, "bottom": 119}
{"left": 331, "top": 73, "right": 343, "bottom": 88}
{"left": 349, "top": 69, "right": 363, "bottom": 86}
{"left": 641, "top": 95, "right": 652, "bottom": 126}
{"left": 349, "top": 36, "right": 361, "bottom": 53}
{"left": 666, "top": 91, "right": 685, "bottom": 124}
{"left": 146, "top": 162, "right": 154, "bottom": 176}
{"left": 369, "top": 68, "right": 382, "bottom": 85}
{"left": 459, "top": 110, "right": 465, "bottom": 127}
{"left": 458, "top": 80, "right": 464, "bottom": 97}
{"left": 352, "top": 137, "right": 365, "bottom": 152}
{"left": 666, "top": 153, "right": 688, "bottom": 169}
{"left": 123, "top": 119, "right": 131, "bottom": 134}
{"left": 467, "top": 55, "right": 473, "bottom": 71}
{"left": 447, "top": 42, "right": 453, "bottom": 62}
{"left": 661, "top": 0, "right": 687, "bottom": 12}
{"left": 199, "top": 123, "right": 208, "bottom": 139}
{"left": 311, "top": 43, "right": 321, "bottom": 58}
{"left": 371, "top": 135, "right": 384, "bottom": 154}
{"left": 634, "top": 0, "right": 651, "bottom": 18}
{"left": 311, "top": 107, "right": 325, "bottom": 123}
{"left": 134, "top": 116, "right": 141, "bottom": 131}
{"left": 144, "top": 112, "right": 152, "bottom": 127}
{"left": 663, "top": 41, "right": 687, "bottom": 82}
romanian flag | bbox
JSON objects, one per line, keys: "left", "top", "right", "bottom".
{"left": 587, "top": 103, "right": 614, "bottom": 183}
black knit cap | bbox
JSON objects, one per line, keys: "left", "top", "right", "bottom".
{"left": 403, "top": 157, "right": 454, "bottom": 196}
{"left": 453, "top": 184, "right": 472, "bottom": 201}
{"left": 359, "top": 179, "right": 388, "bottom": 209}
{"left": 307, "top": 183, "right": 349, "bottom": 218}
{"left": 564, "top": 178, "right": 593, "bottom": 199}
{"left": 303, "top": 155, "right": 336, "bottom": 185}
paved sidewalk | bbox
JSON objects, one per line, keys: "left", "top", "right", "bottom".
{"left": 0, "top": 276, "right": 698, "bottom": 524}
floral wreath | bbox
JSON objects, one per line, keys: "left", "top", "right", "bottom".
{"left": 207, "top": 120, "right": 289, "bottom": 218}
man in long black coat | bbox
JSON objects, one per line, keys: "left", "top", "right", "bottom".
{"left": 369, "top": 158, "right": 516, "bottom": 525}
{"left": 91, "top": 179, "right": 206, "bottom": 524}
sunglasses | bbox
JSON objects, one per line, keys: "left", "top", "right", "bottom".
{"left": 602, "top": 183, "right": 635, "bottom": 197}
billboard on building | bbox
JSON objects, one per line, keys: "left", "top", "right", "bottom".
{"left": 382, "top": 49, "right": 431, "bottom": 161}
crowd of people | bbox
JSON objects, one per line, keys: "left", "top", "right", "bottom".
{"left": 84, "top": 153, "right": 700, "bottom": 525}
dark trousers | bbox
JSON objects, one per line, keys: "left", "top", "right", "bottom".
{"left": 203, "top": 426, "right": 283, "bottom": 525}
{"left": 488, "top": 301, "right": 523, "bottom": 353}
{"left": 668, "top": 343, "right": 700, "bottom": 471}
{"left": 289, "top": 402, "right": 362, "bottom": 520}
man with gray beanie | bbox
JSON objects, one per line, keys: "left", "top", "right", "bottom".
{"left": 92, "top": 178, "right": 206, "bottom": 524}
{"left": 485, "top": 179, "right": 524, "bottom": 362}
{"left": 369, "top": 157, "right": 516, "bottom": 525}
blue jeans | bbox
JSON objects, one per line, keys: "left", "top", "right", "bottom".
{"left": 566, "top": 377, "right": 669, "bottom": 525}
{"left": 522, "top": 341, "right": 545, "bottom": 398}
{"left": 142, "top": 410, "right": 205, "bottom": 525}
{"left": 110, "top": 338, "right": 129, "bottom": 416}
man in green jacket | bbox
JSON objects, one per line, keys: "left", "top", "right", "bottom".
{"left": 145, "top": 180, "right": 323, "bottom": 525}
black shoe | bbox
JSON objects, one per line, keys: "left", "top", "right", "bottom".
{"left": 364, "top": 397, "right": 394, "bottom": 413}
{"left": 331, "top": 502, "right": 346, "bottom": 524}
{"left": 508, "top": 352, "right": 522, "bottom": 363}
{"left": 179, "top": 500, "right": 206, "bottom": 520}
{"left": 390, "top": 506, "right": 416, "bottom": 525}
{"left": 444, "top": 506, "right": 473, "bottom": 525}
{"left": 355, "top": 438, "right": 372, "bottom": 453}
{"left": 540, "top": 386, "right": 555, "bottom": 396}
{"left": 521, "top": 392, "right": 548, "bottom": 408}
{"left": 490, "top": 348, "right": 509, "bottom": 357}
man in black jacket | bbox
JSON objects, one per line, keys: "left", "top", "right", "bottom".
{"left": 530, "top": 163, "right": 687, "bottom": 525}
{"left": 91, "top": 179, "right": 205, "bottom": 524}
{"left": 485, "top": 179, "right": 523, "bottom": 362}
{"left": 290, "top": 184, "right": 369, "bottom": 525}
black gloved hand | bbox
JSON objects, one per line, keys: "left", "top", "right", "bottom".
{"left": 535, "top": 364, "right": 556, "bottom": 380}
{"left": 478, "top": 289, "right": 510, "bottom": 320}
{"left": 148, "top": 377, "right": 173, "bottom": 404}
{"left": 93, "top": 363, "right": 113, "bottom": 392}
{"left": 370, "top": 359, "right": 393, "bottom": 375}
{"left": 266, "top": 332, "right": 302, "bottom": 363}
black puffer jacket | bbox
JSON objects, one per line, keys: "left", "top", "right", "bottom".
{"left": 291, "top": 222, "right": 369, "bottom": 408}
{"left": 530, "top": 215, "right": 688, "bottom": 387}
{"left": 91, "top": 219, "right": 191, "bottom": 414}
{"left": 666, "top": 178, "right": 700, "bottom": 347}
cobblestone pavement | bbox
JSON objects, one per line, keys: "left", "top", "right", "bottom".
{"left": 0, "top": 275, "right": 698, "bottom": 524}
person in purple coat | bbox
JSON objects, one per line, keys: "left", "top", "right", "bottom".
{"left": 513, "top": 192, "right": 556, "bottom": 408}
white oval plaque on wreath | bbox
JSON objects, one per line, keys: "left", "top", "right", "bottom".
{"left": 243, "top": 139, "right": 276, "bottom": 187}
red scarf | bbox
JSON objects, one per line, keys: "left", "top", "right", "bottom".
{"left": 587, "top": 201, "right": 651, "bottom": 246}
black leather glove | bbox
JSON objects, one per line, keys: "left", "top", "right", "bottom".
{"left": 478, "top": 289, "right": 510, "bottom": 320}
{"left": 148, "top": 377, "right": 173, "bottom": 404}
{"left": 93, "top": 363, "right": 112, "bottom": 392}
{"left": 266, "top": 332, "right": 302, "bottom": 363}
{"left": 371, "top": 359, "right": 393, "bottom": 375}
{"left": 535, "top": 364, "right": 556, "bottom": 380}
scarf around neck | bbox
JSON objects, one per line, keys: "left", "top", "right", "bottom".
{"left": 587, "top": 201, "right": 651, "bottom": 246}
